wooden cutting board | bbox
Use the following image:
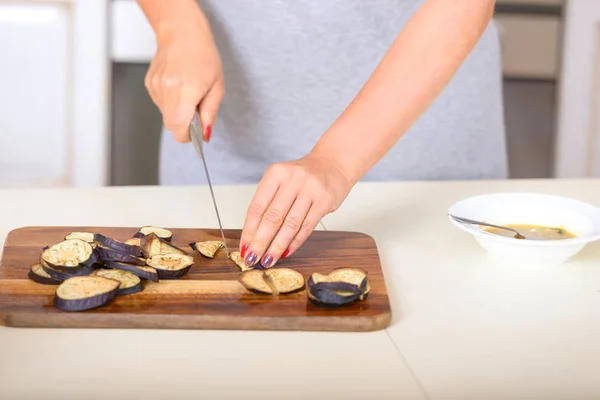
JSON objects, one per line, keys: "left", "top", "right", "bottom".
{"left": 0, "top": 226, "right": 392, "bottom": 331}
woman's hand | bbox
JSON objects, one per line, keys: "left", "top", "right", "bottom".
{"left": 143, "top": 7, "right": 224, "bottom": 143}
{"left": 239, "top": 153, "right": 355, "bottom": 268}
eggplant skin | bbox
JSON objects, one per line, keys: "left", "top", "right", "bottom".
{"left": 93, "top": 233, "right": 143, "bottom": 257}
{"left": 104, "top": 260, "right": 159, "bottom": 283}
{"left": 307, "top": 286, "right": 360, "bottom": 307}
{"left": 307, "top": 289, "right": 359, "bottom": 307}
{"left": 306, "top": 270, "right": 370, "bottom": 307}
{"left": 28, "top": 264, "right": 62, "bottom": 285}
{"left": 154, "top": 266, "right": 192, "bottom": 280}
{"left": 53, "top": 276, "right": 120, "bottom": 312}
{"left": 95, "top": 247, "right": 146, "bottom": 265}
{"left": 116, "top": 281, "right": 144, "bottom": 295}
{"left": 308, "top": 281, "right": 362, "bottom": 294}
{"left": 53, "top": 293, "right": 117, "bottom": 312}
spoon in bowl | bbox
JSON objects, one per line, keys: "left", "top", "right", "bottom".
{"left": 448, "top": 214, "right": 526, "bottom": 239}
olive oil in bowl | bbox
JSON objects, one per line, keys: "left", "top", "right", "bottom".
{"left": 484, "top": 224, "right": 576, "bottom": 241}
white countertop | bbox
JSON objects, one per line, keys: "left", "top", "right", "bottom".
{"left": 1, "top": 178, "right": 599, "bottom": 399}
{"left": 0, "top": 184, "right": 424, "bottom": 400}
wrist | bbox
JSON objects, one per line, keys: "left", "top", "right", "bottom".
{"left": 139, "top": 0, "right": 211, "bottom": 46}
{"left": 156, "top": 16, "right": 210, "bottom": 46}
{"left": 308, "top": 144, "right": 359, "bottom": 188}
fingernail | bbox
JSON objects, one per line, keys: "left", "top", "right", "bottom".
{"left": 205, "top": 125, "right": 212, "bottom": 142}
{"left": 245, "top": 251, "right": 257, "bottom": 267}
{"left": 281, "top": 248, "right": 290, "bottom": 259}
{"left": 261, "top": 254, "right": 273, "bottom": 268}
{"left": 241, "top": 243, "right": 249, "bottom": 258}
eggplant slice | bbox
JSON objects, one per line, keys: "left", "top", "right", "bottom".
{"left": 91, "top": 269, "right": 143, "bottom": 295}
{"left": 240, "top": 268, "right": 305, "bottom": 295}
{"left": 189, "top": 241, "right": 223, "bottom": 258}
{"left": 140, "top": 233, "right": 186, "bottom": 258}
{"left": 124, "top": 238, "right": 141, "bottom": 247}
{"left": 229, "top": 251, "right": 252, "bottom": 271}
{"left": 93, "top": 233, "right": 142, "bottom": 257}
{"left": 28, "top": 263, "right": 62, "bottom": 285}
{"left": 104, "top": 260, "right": 159, "bottom": 283}
{"left": 326, "top": 268, "right": 371, "bottom": 295}
{"left": 53, "top": 276, "right": 120, "bottom": 312}
{"left": 95, "top": 246, "right": 146, "bottom": 266}
{"left": 64, "top": 232, "right": 95, "bottom": 243}
{"left": 41, "top": 261, "right": 95, "bottom": 281}
{"left": 133, "top": 226, "right": 173, "bottom": 241}
{"left": 41, "top": 239, "right": 97, "bottom": 270}
{"left": 239, "top": 269, "right": 273, "bottom": 294}
{"left": 307, "top": 267, "right": 370, "bottom": 307}
{"left": 265, "top": 268, "right": 305, "bottom": 294}
{"left": 146, "top": 253, "right": 194, "bottom": 279}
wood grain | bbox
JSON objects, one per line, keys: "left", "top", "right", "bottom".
{"left": 0, "top": 226, "right": 392, "bottom": 331}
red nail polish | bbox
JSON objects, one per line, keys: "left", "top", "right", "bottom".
{"left": 241, "top": 243, "right": 249, "bottom": 258}
{"left": 281, "top": 248, "right": 290, "bottom": 259}
{"left": 205, "top": 125, "right": 212, "bottom": 142}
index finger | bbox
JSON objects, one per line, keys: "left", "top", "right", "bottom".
{"left": 163, "top": 86, "right": 200, "bottom": 143}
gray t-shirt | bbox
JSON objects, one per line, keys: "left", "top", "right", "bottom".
{"left": 159, "top": 0, "right": 507, "bottom": 185}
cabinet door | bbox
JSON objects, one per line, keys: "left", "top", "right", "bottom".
{"left": 0, "top": 3, "right": 69, "bottom": 187}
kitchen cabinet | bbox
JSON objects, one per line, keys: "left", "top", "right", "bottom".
{"left": 554, "top": 0, "right": 600, "bottom": 177}
{"left": 0, "top": 3, "right": 69, "bottom": 187}
{"left": 0, "top": 0, "right": 109, "bottom": 188}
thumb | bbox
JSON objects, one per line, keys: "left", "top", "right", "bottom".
{"left": 199, "top": 79, "right": 225, "bottom": 142}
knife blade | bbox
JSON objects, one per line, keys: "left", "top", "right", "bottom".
{"left": 189, "top": 111, "right": 230, "bottom": 257}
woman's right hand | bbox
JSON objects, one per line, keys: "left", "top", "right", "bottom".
{"left": 144, "top": 16, "right": 224, "bottom": 143}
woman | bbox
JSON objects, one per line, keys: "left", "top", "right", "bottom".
{"left": 137, "top": 0, "right": 506, "bottom": 268}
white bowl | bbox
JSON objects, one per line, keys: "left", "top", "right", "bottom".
{"left": 447, "top": 192, "right": 600, "bottom": 266}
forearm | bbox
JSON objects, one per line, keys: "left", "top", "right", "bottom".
{"left": 311, "top": 0, "right": 496, "bottom": 184}
{"left": 136, "top": 0, "right": 211, "bottom": 43}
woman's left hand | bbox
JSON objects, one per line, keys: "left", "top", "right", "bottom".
{"left": 239, "top": 152, "right": 354, "bottom": 268}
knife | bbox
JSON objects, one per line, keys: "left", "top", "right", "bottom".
{"left": 189, "top": 111, "right": 230, "bottom": 257}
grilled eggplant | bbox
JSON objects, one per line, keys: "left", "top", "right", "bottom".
{"left": 133, "top": 226, "right": 173, "bottom": 241}
{"left": 53, "top": 276, "right": 120, "bottom": 311}
{"left": 93, "top": 233, "right": 142, "bottom": 257}
{"left": 307, "top": 268, "right": 370, "bottom": 307}
{"left": 91, "top": 269, "right": 143, "bottom": 295}
{"left": 146, "top": 253, "right": 194, "bottom": 279}
{"left": 95, "top": 246, "right": 146, "bottom": 265}
{"left": 189, "top": 241, "right": 223, "bottom": 258}
{"left": 240, "top": 268, "right": 305, "bottom": 295}
{"left": 41, "top": 261, "right": 95, "bottom": 281}
{"left": 140, "top": 233, "right": 186, "bottom": 258}
{"left": 104, "top": 260, "right": 159, "bottom": 283}
{"left": 28, "top": 263, "right": 62, "bottom": 285}
{"left": 327, "top": 268, "right": 371, "bottom": 295}
{"left": 229, "top": 251, "right": 252, "bottom": 271}
{"left": 64, "top": 232, "right": 95, "bottom": 243}
{"left": 40, "top": 239, "right": 97, "bottom": 270}
{"left": 239, "top": 269, "right": 273, "bottom": 294}
{"left": 124, "top": 238, "right": 141, "bottom": 247}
